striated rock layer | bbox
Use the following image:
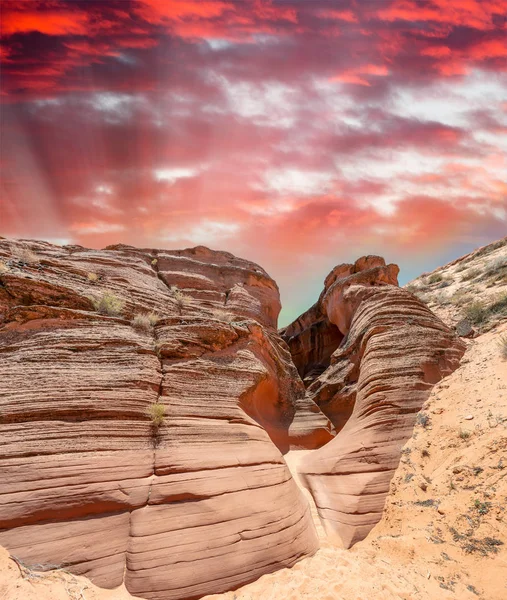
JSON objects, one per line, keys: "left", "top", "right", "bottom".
{"left": 282, "top": 256, "right": 466, "bottom": 548}
{"left": 0, "top": 239, "right": 332, "bottom": 600}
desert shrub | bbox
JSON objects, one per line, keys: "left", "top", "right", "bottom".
{"left": 451, "top": 289, "right": 472, "bottom": 306}
{"left": 17, "top": 247, "right": 40, "bottom": 264}
{"left": 147, "top": 402, "right": 165, "bottom": 427}
{"left": 488, "top": 292, "right": 507, "bottom": 317}
{"left": 473, "top": 499, "right": 491, "bottom": 515}
{"left": 132, "top": 312, "right": 159, "bottom": 331}
{"left": 498, "top": 335, "right": 507, "bottom": 359}
{"left": 171, "top": 286, "right": 190, "bottom": 312}
{"left": 0, "top": 261, "right": 8, "bottom": 273}
{"left": 87, "top": 272, "right": 98, "bottom": 282}
{"left": 428, "top": 273, "right": 443, "bottom": 284}
{"left": 483, "top": 257, "right": 507, "bottom": 278}
{"left": 405, "top": 284, "right": 418, "bottom": 293}
{"left": 459, "top": 429, "right": 471, "bottom": 440}
{"left": 91, "top": 291, "right": 125, "bottom": 316}
{"left": 461, "top": 268, "right": 481, "bottom": 282}
{"left": 151, "top": 258, "right": 158, "bottom": 266}
{"left": 415, "top": 291, "right": 429, "bottom": 304}
{"left": 463, "top": 301, "right": 486, "bottom": 324}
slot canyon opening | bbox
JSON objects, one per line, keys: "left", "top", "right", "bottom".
{"left": 281, "top": 316, "right": 344, "bottom": 387}
{"left": 280, "top": 312, "right": 357, "bottom": 438}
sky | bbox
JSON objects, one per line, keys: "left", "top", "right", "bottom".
{"left": 1, "top": 0, "right": 506, "bottom": 325}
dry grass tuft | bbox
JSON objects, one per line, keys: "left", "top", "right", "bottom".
{"left": 147, "top": 402, "right": 165, "bottom": 427}
{"left": 171, "top": 286, "right": 190, "bottom": 312}
{"left": 428, "top": 273, "right": 443, "bottom": 284}
{"left": 87, "top": 272, "right": 98, "bottom": 282}
{"left": 463, "top": 301, "right": 486, "bottom": 325}
{"left": 17, "top": 247, "right": 40, "bottom": 264}
{"left": 212, "top": 308, "right": 235, "bottom": 323}
{"left": 0, "top": 261, "right": 8, "bottom": 273}
{"left": 461, "top": 268, "right": 481, "bottom": 282}
{"left": 132, "top": 312, "right": 159, "bottom": 331}
{"left": 90, "top": 291, "right": 125, "bottom": 316}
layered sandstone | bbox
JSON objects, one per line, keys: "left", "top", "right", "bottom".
{"left": 282, "top": 256, "right": 466, "bottom": 548}
{"left": 0, "top": 239, "right": 332, "bottom": 600}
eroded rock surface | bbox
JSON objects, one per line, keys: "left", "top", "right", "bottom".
{"left": 0, "top": 239, "right": 332, "bottom": 600}
{"left": 282, "top": 256, "right": 466, "bottom": 548}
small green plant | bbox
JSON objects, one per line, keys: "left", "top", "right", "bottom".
{"left": 459, "top": 429, "right": 471, "bottom": 440}
{"left": 428, "top": 273, "right": 443, "bottom": 284}
{"left": 151, "top": 258, "right": 158, "bottom": 266}
{"left": 17, "top": 247, "right": 40, "bottom": 264}
{"left": 132, "top": 312, "right": 159, "bottom": 332}
{"left": 473, "top": 499, "right": 491, "bottom": 515}
{"left": 147, "top": 402, "right": 165, "bottom": 428}
{"left": 87, "top": 272, "right": 98, "bottom": 282}
{"left": 498, "top": 335, "right": 507, "bottom": 359}
{"left": 463, "top": 301, "right": 486, "bottom": 325}
{"left": 91, "top": 291, "right": 125, "bottom": 316}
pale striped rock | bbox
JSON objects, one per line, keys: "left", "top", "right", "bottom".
{"left": 0, "top": 239, "right": 331, "bottom": 600}
{"left": 283, "top": 257, "right": 465, "bottom": 548}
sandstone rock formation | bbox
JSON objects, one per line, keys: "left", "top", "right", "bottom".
{"left": 0, "top": 239, "right": 332, "bottom": 600}
{"left": 282, "top": 256, "right": 466, "bottom": 548}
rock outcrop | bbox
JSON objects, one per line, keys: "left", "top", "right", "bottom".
{"left": 282, "top": 256, "right": 466, "bottom": 548}
{"left": 0, "top": 239, "right": 332, "bottom": 600}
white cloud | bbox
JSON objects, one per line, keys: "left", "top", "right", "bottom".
{"left": 219, "top": 77, "right": 298, "bottom": 128}
{"left": 259, "top": 168, "right": 335, "bottom": 196}
{"left": 153, "top": 167, "right": 198, "bottom": 183}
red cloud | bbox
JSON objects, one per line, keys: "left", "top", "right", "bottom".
{"left": 1, "top": 10, "right": 89, "bottom": 36}
{"left": 1, "top": 0, "right": 505, "bottom": 321}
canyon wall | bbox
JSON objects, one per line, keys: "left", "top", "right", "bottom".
{"left": 0, "top": 239, "right": 331, "bottom": 600}
{"left": 282, "top": 256, "right": 466, "bottom": 548}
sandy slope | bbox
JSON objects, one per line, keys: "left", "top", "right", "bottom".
{"left": 205, "top": 322, "right": 507, "bottom": 600}
{"left": 0, "top": 546, "right": 142, "bottom": 600}
{"left": 406, "top": 237, "right": 507, "bottom": 332}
